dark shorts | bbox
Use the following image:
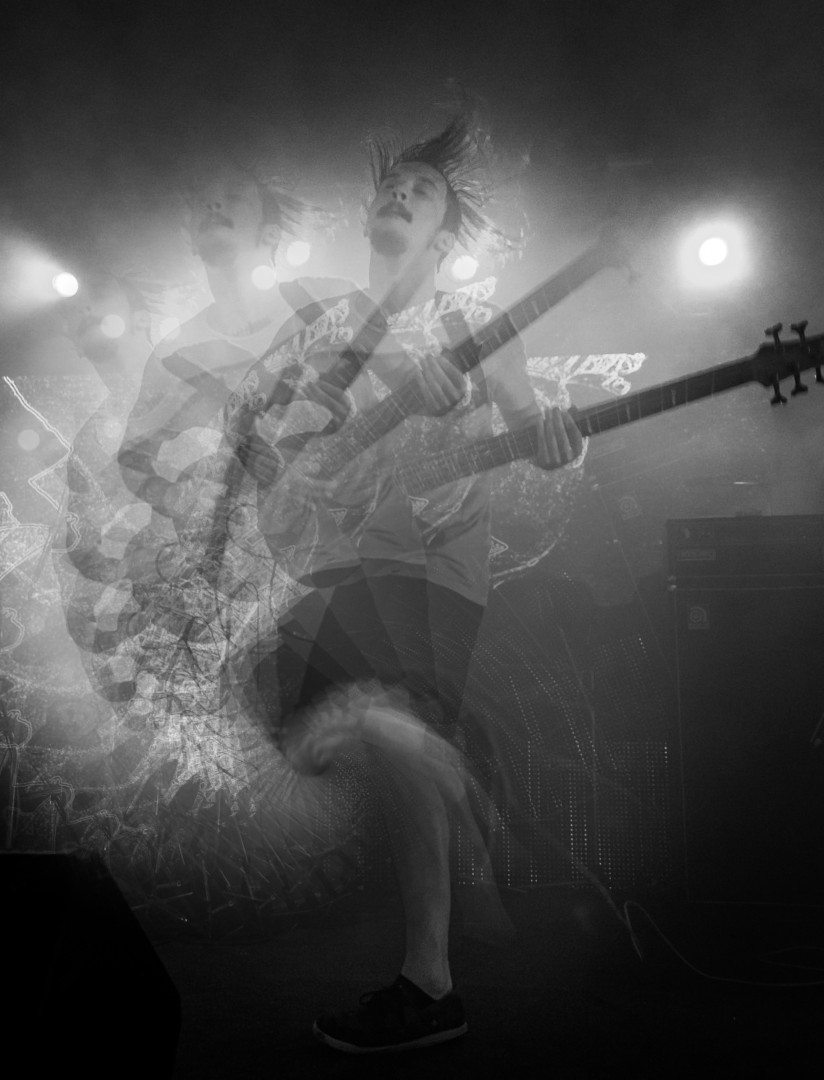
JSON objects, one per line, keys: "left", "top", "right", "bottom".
{"left": 255, "top": 567, "right": 484, "bottom": 738}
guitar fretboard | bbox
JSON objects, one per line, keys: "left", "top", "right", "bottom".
{"left": 314, "top": 380, "right": 425, "bottom": 479}
{"left": 395, "top": 352, "right": 759, "bottom": 496}
{"left": 308, "top": 238, "right": 621, "bottom": 476}
{"left": 452, "top": 241, "right": 620, "bottom": 372}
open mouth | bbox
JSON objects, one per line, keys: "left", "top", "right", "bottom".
{"left": 200, "top": 213, "right": 233, "bottom": 232}
{"left": 377, "top": 204, "right": 412, "bottom": 223}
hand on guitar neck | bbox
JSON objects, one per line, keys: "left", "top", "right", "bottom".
{"left": 301, "top": 375, "right": 353, "bottom": 428}
{"left": 406, "top": 351, "right": 469, "bottom": 417}
{"left": 534, "top": 406, "right": 585, "bottom": 470}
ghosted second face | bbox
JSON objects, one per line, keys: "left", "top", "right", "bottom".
{"left": 187, "top": 166, "right": 280, "bottom": 268}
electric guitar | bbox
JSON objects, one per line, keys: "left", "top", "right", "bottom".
{"left": 222, "top": 230, "right": 631, "bottom": 560}
{"left": 244, "top": 227, "right": 631, "bottom": 488}
{"left": 392, "top": 321, "right": 824, "bottom": 499}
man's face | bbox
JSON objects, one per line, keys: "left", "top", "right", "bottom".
{"left": 188, "top": 167, "right": 274, "bottom": 267}
{"left": 366, "top": 161, "right": 454, "bottom": 260}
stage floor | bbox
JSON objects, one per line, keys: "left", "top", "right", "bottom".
{"left": 154, "top": 884, "right": 822, "bottom": 1079}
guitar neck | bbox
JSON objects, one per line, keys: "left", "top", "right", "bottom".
{"left": 577, "top": 352, "right": 758, "bottom": 436}
{"left": 396, "top": 352, "right": 760, "bottom": 496}
{"left": 314, "top": 237, "right": 621, "bottom": 477}
{"left": 315, "top": 381, "right": 424, "bottom": 478}
{"left": 451, "top": 240, "right": 619, "bottom": 372}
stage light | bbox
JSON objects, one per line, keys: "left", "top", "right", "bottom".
{"left": 52, "top": 272, "right": 79, "bottom": 297}
{"left": 251, "top": 264, "right": 277, "bottom": 290}
{"left": 698, "top": 237, "right": 728, "bottom": 266}
{"left": 285, "top": 241, "right": 311, "bottom": 267}
{"left": 677, "top": 219, "right": 749, "bottom": 289}
{"left": 17, "top": 429, "right": 41, "bottom": 451}
{"left": 158, "top": 317, "right": 181, "bottom": 342}
{"left": 100, "top": 314, "right": 126, "bottom": 339}
{"left": 1, "top": 239, "right": 88, "bottom": 318}
{"left": 450, "top": 255, "right": 478, "bottom": 282}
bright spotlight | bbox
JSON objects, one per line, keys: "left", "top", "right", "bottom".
{"left": 158, "top": 317, "right": 181, "bottom": 342}
{"left": 100, "top": 313, "right": 126, "bottom": 339}
{"left": 52, "top": 272, "right": 79, "bottom": 297}
{"left": 251, "top": 264, "right": 278, "bottom": 290}
{"left": 698, "top": 237, "right": 728, "bottom": 266}
{"left": 678, "top": 219, "right": 749, "bottom": 289}
{"left": 17, "top": 428, "right": 41, "bottom": 451}
{"left": 285, "top": 241, "right": 311, "bottom": 267}
{"left": 450, "top": 255, "right": 478, "bottom": 281}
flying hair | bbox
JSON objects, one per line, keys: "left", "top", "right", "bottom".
{"left": 367, "top": 114, "right": 519, "bottom": 257}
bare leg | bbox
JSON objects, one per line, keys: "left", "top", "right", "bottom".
{"left": 386, "top": 775, "right": 453, "bottom": 1000}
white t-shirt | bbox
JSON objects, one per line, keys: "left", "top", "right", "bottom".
{"left": 308, "top": 282, "right": 539, "bottom": 606}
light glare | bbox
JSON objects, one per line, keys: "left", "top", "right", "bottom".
{"left": 285, "top": 241, "right": 311, "bottom": 267}
{"left": 450, "top": 255, "right": 478, "bottom": 281}
{"left": 251, "top": 264, "right": 277, "bottom": 290}
{"left": 53, "top": 272, "right": 79, "bottom": 297}
{"left": 1, "top": 240, "right": 83, "bottom": 315}
{"left": 698, "top": 237, "right": 728, "bottom": 266}
{"left": 18, "top": 429, "right": 41, "bottom": 451}
{"left": 100, "top": 314, "right": 126, "bottom": 339}
{"left": 677, "top": 219, "right": 749, "bottom": 289}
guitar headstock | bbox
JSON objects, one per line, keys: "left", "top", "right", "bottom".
{"left": 752, "top": 320, "right": 824, "bottom": 404}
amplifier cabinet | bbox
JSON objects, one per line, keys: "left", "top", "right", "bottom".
{"left": 668, "top": 517, "right": 824, "bottom": 905}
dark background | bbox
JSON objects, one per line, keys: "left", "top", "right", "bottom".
{"left": 3, "top": 0, "right": 824, "bottom": 353}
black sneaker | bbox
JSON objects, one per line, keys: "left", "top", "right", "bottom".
{"left": 313, "top": 976, "right": 468, "bottom": 1053}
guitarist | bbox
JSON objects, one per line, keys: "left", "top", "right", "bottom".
{"left": 109, "top": 156, "right": 360, "bottom": 801}
{"left": 117, "top": 158, "right": 310, "bottom": 522}
{"left": 233, "top": 115, "right": 583, "bottom": 1053}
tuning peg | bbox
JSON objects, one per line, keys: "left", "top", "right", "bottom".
{"left": 763, "top": 323, "right": 787, "bottom": 404}
{"left": 780, "top": 321, "right": 809, "bottom": 396}
{"left": 791, "top": 320, "right": 824, "bottom": 384}
{"left": 764, "top": 322, "right": 783, "bottom": 347}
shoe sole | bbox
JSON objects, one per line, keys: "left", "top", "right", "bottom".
{"left": 313, "top": 1021, "right": 468, "bottom": 1053}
